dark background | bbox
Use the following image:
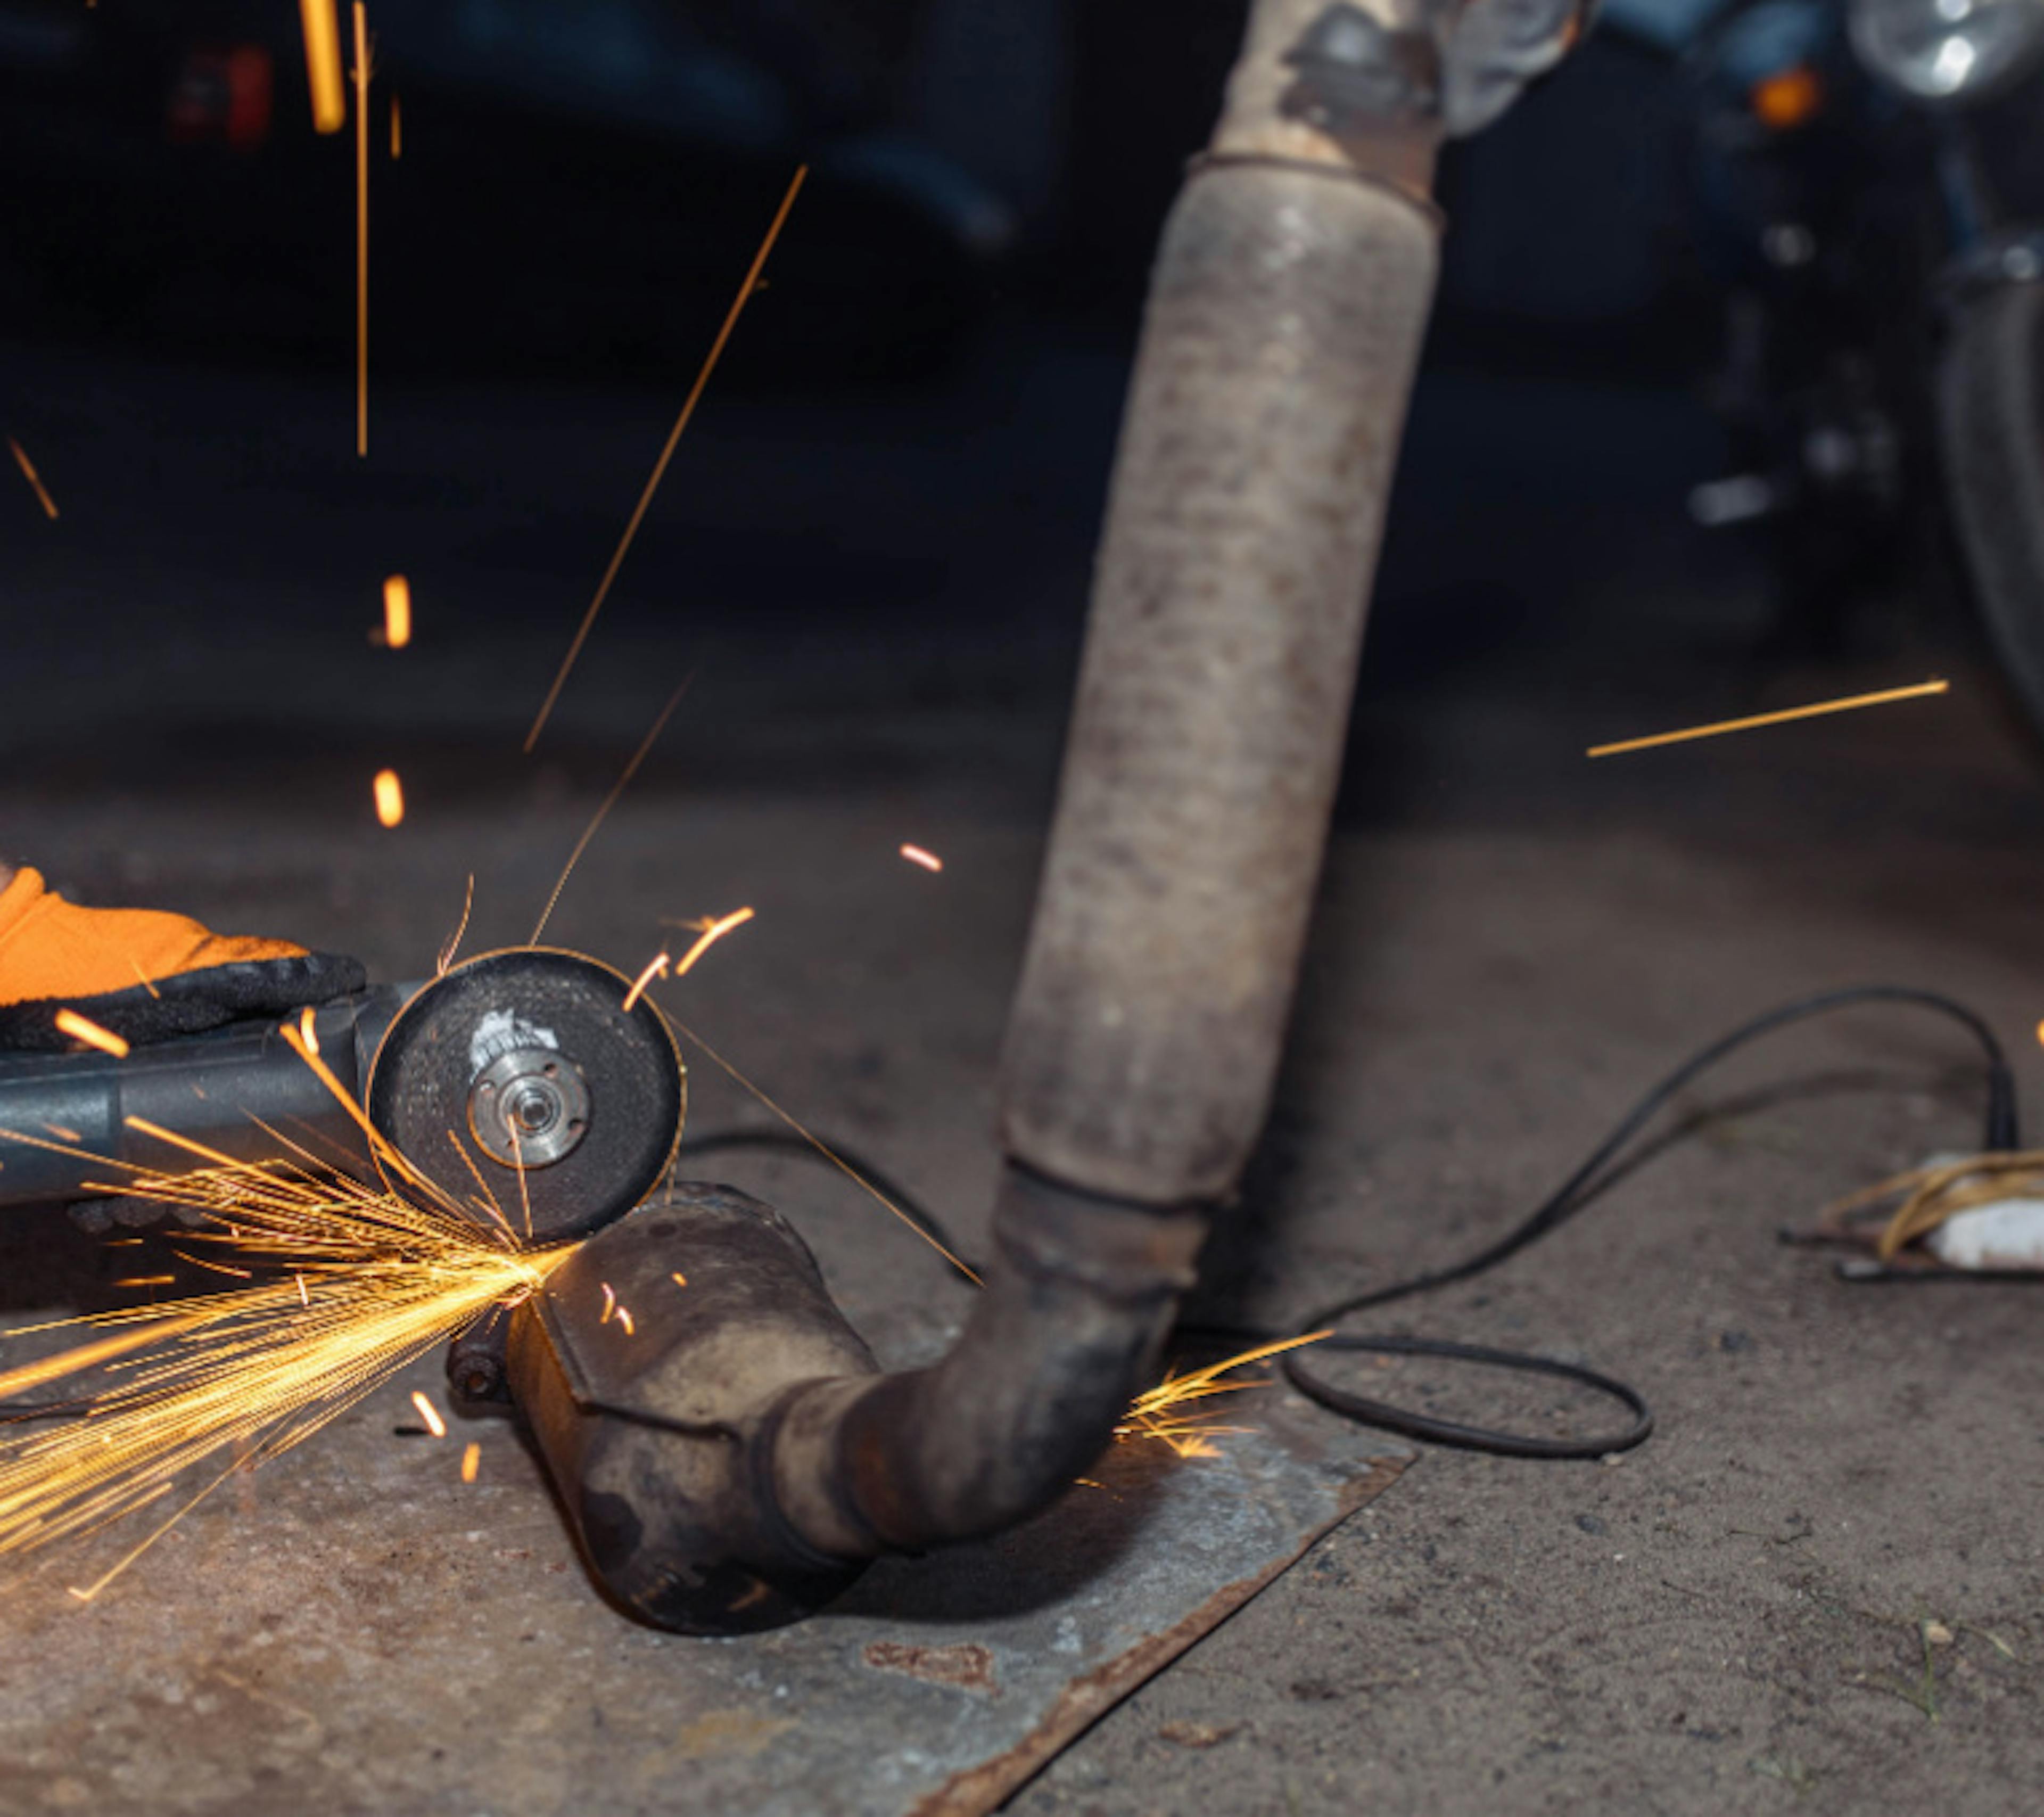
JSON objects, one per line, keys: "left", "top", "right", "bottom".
{"left": 0, "top": 0, "right": 2023, "bottom": 867}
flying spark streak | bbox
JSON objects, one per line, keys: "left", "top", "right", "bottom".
{"left": 436, "top": 874, "right": 475, "bottom": 976}
{"left": 671, "top": 1272, "right": 687, "bottom": 1289}
{"left": 297, "top": 1006, "right": 320, "bottom": 1057}
{"left": 0, "top": 1112, "right": 570, "bottom": 1588}
{"left": 43, "top": 1123, "right": 80, "bottom": 1142}
{"left": 53, "top": 1009, "right": 129, "bottom": 1059}
{"left": 504, "top": 1114, "right": 535, "bottom": 1244}
{"left": 177, "top": 1253, "right": 254, "bottom": 1280}
{"left": 379, "top": 574, "right": 411, "bottom": 647}
{"left": 373, "top": 768, "right": 405, "bottom": 827}
{"left": 671, "top": 908, "right": 754, "bottom": 980}
{"left": 389, "top": 92, "right": 400, "bottom": 159}
{"left": 899, "top": 845, "right": 943, "bottom": 873}
{"left": 524, "top": 166, "right": 807, "bottom": 752}
{"left": 409, "top": 1390, "right": 446, "bottom": 1438}
{"left": 352, "top": 1, "right": 371, "bottom": 457}
{"left": 1116, "top": 1331, "right": 1332, "bottom": 1459}
{"left": 443, "top": 1130, "right": 514, "bottom": 1243}
{"left": 1586, "top": 679, "right": 1949, "bottom": 758}
{"left": 615, "top": 1306, "right": 634, "bottom": 1336}
{"left": 460, "top": 1441, "right": 478, "bottom": 1483}
{"left": 666, "top": 1017, "right": 982, "bottom": 1285}
{"left": 113, "top": 1277, "right": 176, "bottom": 1289}
{"left": 0, "top": 1316, "right": 203, "bottom": 1405}
{"left": 529, "top": 677, "right": 691, "bottom": 945}
{"left": 8, "top": 437, "right": 57, "bottom": 519}
{"left": 297, "top": 0, "right": 344, "bottom": 132}
{"left": 621, "top": 951, "right": 669, "bottom": 1013}
{"left": 126, "top": 958, "right": 162, "bottom": 999}
{"left": 600, "top": 1282, "right": 616, "bottom": 1323}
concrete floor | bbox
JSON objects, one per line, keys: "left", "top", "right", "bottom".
{"left": 4, "top": 333, "right": 2043, "bottom": 1814}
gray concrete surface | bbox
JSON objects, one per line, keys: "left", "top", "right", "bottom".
{"left": 5, "top": 340, "right": 2043, "bottom": 1814}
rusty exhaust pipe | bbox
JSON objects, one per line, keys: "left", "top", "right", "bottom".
{"left": 505, "top": 0, "right": 1584, "bottom": 1631}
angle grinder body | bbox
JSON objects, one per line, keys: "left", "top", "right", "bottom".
{"left": 0, "top": 949, "right": 685, "bottom": 1245}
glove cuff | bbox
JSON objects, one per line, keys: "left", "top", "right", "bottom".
{"left": 0, "top": 951, "right": 369, "bottom": 1051}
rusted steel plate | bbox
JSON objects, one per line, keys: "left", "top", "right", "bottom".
{"left": 0, "top": 1355, "right": 1408, "bottom": 1816}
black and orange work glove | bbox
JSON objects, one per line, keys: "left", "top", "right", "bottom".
{"left": 0, "top": 866, "right": 365, "bottom": 1053}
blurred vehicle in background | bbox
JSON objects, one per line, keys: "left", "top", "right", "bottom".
{"left": 1606, "top": 0, "right": 2044, "bottom": 734}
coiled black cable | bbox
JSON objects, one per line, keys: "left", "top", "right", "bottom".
{"left": 1276, "top": 984, "right": 2017, "bottom": 1457}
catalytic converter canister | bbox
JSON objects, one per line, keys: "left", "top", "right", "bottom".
{"left": 504, "top": 1183, "right": 881, "bottom": 1633}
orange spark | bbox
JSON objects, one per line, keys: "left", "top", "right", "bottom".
{"left": 352, "top": 1, "right": 370, "bottom": 458}
{"left": 460, "top": 1441, "right": 479, "bottom": 1484}
{"left": 54, "top": 1009, "right": 129, "bottom": 1059}
{"left": 0, "top": 1106, "right": 567, "bottom": 1595}
{"left": 436, "top": 874, "right": 475, "bottom": 976}
{"left": 295, "top": 1274, "right": 310, "bottom": 1308}
{"left": 297, "top": 0, "right": 344, "bottom": 133}
{"left": 599, "top": 1282, "right": 616, "bottom": 1323}
{"left": 615, "top": 1306, "right": 635, "bottom": 1336}
{"left": 126, "top": 958, "right": 162, "bottom": 999}
{"left": 113, "top": 1277, "right": 176, "bottom": 1289}
{"left": 389, "top": 92, "right": 400, "bottom": 159}
{"left": 899, "top": 844, "right": 943, "bottom": 874}
{"left": 668, "top": 1017, "right": 983, "bottom": 1286}
{"left": 524, "top": 166, "right": 807, "bottom": 752}
{"left": 43, "top": 1123, "right": 80, "bottom": 1143}
{"left": 529, "top": 678, "right": 691, "bottom": 945}
{"left": 8, "top": 437, "right": 57, "bottom": 519}
{"left": 409, "top": 1390, "right": 446, "bottom": 1438}
{"left": 671, "top": 1272, "right": 687, "bottom": 1289}
{"left": 672, "top": 907, "right": 754, "bottom": 980}
{"left": 373, "top": 768, "right": 405, "bottom": 827}
{"left": 621, "top": 951, "right": 670, "bottom": 1013}
{"left": 0, "top": 1315, "right": 202, "bottom": 1404}
{"left": 1587, "top": 679, "right": 1949, "bottom": 759}
{"left": 379, "top": 574, "right": 411, "bottom": 647}
{"left": 297, "top": 1005, "right": 320, "bottom": 1057}
{"left": 1117, "top": 1331, "right": 1333, "bottom": 1460}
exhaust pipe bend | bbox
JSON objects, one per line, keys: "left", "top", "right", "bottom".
{"left": 508, "top": 0, "right": 1460, "bottom": 1631}
{"left": 765, "top": 0, "right": 1449, "bottom": 1566}
{"left": 766, "top": 1166, "right": 1208, "bottom": 1557}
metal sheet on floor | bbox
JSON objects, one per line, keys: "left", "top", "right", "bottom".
{"left": 0, "top": 1366, "right": 1410, "bottom": 1817}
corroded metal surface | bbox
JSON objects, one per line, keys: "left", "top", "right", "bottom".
{"left": 0, "top": 1353, "right": 1409, "bottom": 1817}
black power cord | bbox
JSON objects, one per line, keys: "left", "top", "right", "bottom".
{"left": 682, "top": 984, "right": 2021, "bottom": 1461}
{"left": 1278, "top": 984, "right": 2017, "bottom": 1458}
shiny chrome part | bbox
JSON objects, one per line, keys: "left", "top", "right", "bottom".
{"left": 1849, "top": 0, "right": 2044, "bottom": 103}
{"left": 469, "top": 1045, "right": 591, "bottom": 1170}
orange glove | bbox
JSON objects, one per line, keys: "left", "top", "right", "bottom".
{"left": 0, "top": 866, "right": 365, "bottom": 1052}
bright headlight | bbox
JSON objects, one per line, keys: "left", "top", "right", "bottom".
{"left": 1849, "top": 0, "right": 2044, "bottom": 100}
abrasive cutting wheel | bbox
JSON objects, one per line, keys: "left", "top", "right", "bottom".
{"left": 366, "top": 949, "right": 685, "bottom": 1244}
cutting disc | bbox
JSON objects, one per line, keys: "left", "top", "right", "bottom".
{"left": 366, "top": 948, "right": 685, "bottom": 1244}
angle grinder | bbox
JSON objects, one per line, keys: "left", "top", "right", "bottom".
{"left": 0, "top": 948, "right": 685, "bottom": 1244}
